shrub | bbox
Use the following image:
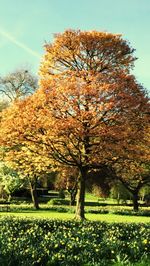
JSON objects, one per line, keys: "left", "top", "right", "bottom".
{"left": 58, "top": 189, "right": 65, "bottom": 199}
{"left": 85, "top": 209, "right": 109, "bottom": 214}
{"left": 111, "top": 209, "right": 150, "bottom": 217}
{"left": 47, "top": 198, "right": 70, "bottom": 206}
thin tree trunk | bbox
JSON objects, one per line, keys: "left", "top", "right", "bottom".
{"left": 75, "top": 169, "right": 86, "bottom": 220}
{"left": 70, "top": 189, "right": 77, "bottom": 206}
{"left": 133, "top": 193, "right": 139, "bottom": 212}
{"left": 8, "top": 194, "right": 11, "bottom": 202}
{"left": 117, "top": 192, "right": 120, "bottom": 205}
{"left": 30, "top": 182, "right": 39, "bottom": 209}
{"left": 68, "top": 183, "right": 77, "bottom": 206}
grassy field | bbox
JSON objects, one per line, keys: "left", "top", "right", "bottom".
{"left": 0, "top": 210, "right": 150, "bottom": 223}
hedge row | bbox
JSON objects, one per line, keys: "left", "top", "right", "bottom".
{"left": 4, "top": 203, "right": 150, "bottom": 216}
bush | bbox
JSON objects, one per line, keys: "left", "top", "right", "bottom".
{"left": 84, "top": 201, "right": 107, "bottom": 207}
{"left": 0, "top": 217, "right": 149, "bottom": 266}
{"left": 111, "top": 209, "right": 150, "bottom": 217}
{"left": 47, "top": 198, "right": 70, "bottom": 206}
{"left": 58, "top": 189, "right": 65, "bottom": 199}
{"left": 85, "top": 209, "right": 109, "bottom": 214}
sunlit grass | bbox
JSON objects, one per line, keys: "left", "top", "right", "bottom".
{"left": 0, "top": 211, "right": 150, "bottom": 223}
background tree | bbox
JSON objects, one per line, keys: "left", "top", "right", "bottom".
{"left": 0, "top": 68, "right": 37, "bottom": 101}
{"left": 2, "top": 145, "right": 53, "bottom": 209}
{"left": 55, "top": 166, "right": 79, "bottom": 205}
{"left": 0, "top": 100, "right": 8, "bottom": 112}
{"left": 0, "top": 162, "right": 23, "bottom": 201}
{"left": 139, "top": 184, "right": 150, "bottom": 205}
{"left": 86, "top": 167, "right": 112, "bottom": 199}
{"left": 0, "top": 30, "right": 149, "bottom": 219}
{"left": 111, "top": 120, "right": 150, "bottom": 211}
{"left": 113, "top": 161, "right": 150, "bottom": 211}
{"left": 110, "top": 180, "right": 132, "bottom": 205}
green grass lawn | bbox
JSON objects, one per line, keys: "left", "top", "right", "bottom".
{"left": 0, "top": 210, "right": 150, "bottom": 223}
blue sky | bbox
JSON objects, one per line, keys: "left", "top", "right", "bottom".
{"left": 0, "top": 0, "right": 150, "bottom": 91}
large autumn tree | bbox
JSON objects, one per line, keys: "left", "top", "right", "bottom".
{"left": 0, "top": 30, "right": 149, "bottom": 219}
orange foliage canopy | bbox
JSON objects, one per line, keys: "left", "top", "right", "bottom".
{"left": 0, "top": 32, "right": 149, "bottom": 174}
{"left": 40, "top": 29, "right": 135, "bottom": 78}
{"left": 1, "top": 73, "right": 148, "bottom": 167}
{"left": 0, "top": 29, "right": 149, "bottom": 218}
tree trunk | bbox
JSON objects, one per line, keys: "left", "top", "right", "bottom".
{"left": 68, "top": 184, "right": 78, "bottom": 206}
{"left": 133, "top": 192, "right": 139, "bottom": 212}
{"left": 117, "top": 192, "right": 120, "bottom": 205}
{"left": 30, "top": 182, "right": 39, "bottom": 209}
{"left": 75, "top": 169, "right": 86, "bottom": 220}
{"left": 8, "top": 194, "right": 12, "bottom": 202}
{"left": 70, "top": 189, "right": 77, "bottom": 206}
